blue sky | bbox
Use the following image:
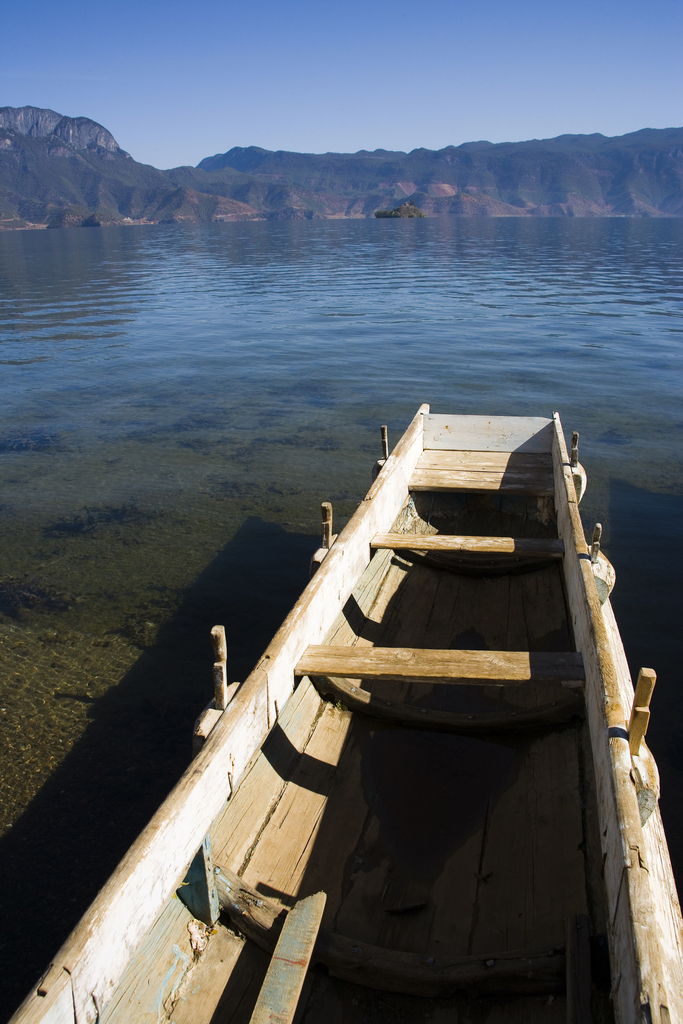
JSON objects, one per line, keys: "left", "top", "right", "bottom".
{"left": 2, "top": 0, "right": 681, "bottom": 168}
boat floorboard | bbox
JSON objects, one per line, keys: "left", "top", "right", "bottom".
{"left": 171, "top": 928, "right": 268, "bottom": 1024}
{"left": 409, "top": 450, "right": 555, "bottom": 495}
{"left": 229, "top": 710, "right": 588, "bottom": 954}
{"left": 181, "top": 496, "right": 610, "bottom": 1022}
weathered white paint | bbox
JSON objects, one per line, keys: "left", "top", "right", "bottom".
{"left": 423, "top": 414, "right": 553, "bottom": 452}
{"left": 12, "top": 970, "right": 75, "bottom": 1024}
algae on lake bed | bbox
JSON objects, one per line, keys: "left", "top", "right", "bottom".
{"left": 0, "top": 421, "right": 371, "bottom": 841}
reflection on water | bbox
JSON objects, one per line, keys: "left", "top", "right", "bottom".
{"left": 0, "top": 217, "right": 681, "bottom": 1015}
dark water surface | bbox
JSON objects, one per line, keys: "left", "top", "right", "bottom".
{"left": 1, "top": 218, "right": 681, "bottom": 1014}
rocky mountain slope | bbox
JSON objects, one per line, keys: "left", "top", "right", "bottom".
{"left": 190, "top": 130, "right": 683, "bottom": 218}
{"left": 1, "top": 106, "right": 682, "bottom": 228}
{"left": 0, "top": 107, "right": 258, "bottom": 228}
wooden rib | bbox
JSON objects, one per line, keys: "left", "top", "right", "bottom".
{"left": 311, "top": 675, "right": 583, "bottom": 732}
{"left": 409, "top": 468, "right": 554, "bottom": 495}
{"left": 250, "top": 892, "right": 326, "bottom": 1024}
{"left": 214, "top": 866, "right": 565, "bottom": 998}
{"left": 296, "top": 646, "right": 585, "bottom": 686}
{"left": 566, "top": 914, "right": 593, "bottom": 1024}
{"left": 389, "top": 550, "right": 564, "bottom": 581}
{"left": 371, "top": 534, "right": 564, "bottom": 558}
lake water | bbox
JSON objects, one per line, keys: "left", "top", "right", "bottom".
{"left": 1, "top": 217, "right": 682, "bottom": 1014}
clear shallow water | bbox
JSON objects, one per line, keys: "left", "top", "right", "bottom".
{"left": 0, "top": 217, "right": 682, "bottom": 1013}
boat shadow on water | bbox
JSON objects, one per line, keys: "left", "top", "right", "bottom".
{"left": 0, "top": 517, "right": 319, "bottom": 1023}
{"left": 606, "top": 480, "right": 683, "bottom": 884}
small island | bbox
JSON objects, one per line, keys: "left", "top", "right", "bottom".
{"left": 375, "top": 199, "right": 425, "bottom": 218}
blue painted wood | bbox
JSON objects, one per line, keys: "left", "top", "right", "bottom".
{"left": 250, "top": 892, "right": 326, "bottom": 1024}
{"left": 178, "top": 835, "right": 219, "bottom": 926}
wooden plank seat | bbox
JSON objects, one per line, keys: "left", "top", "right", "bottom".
{"left": 250, "top": 891, "right": 326, "bottom": 1024}
{"left": 422, "top": 414, "right": 554, "bottom": 453}
{"left": 371, "top": 534, "right": 564, "bottom": 557}
{"left": 296, "top": 646, "right": 585, "bottom": 687}
{"left": 409, "top": 450, "right": 554, "bottom": 495}
{"left": 310, "top": 674, "right": 583, "bottom": 732}
{"left": 215, "top": 865, "right": 566, "bottom": 998}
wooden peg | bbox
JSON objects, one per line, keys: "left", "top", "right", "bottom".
{"left": 629, "top": 668, "right": 656, "bottom": 756}
{"left": 570, "top": 434, "right": 587, "bottom": 501}
{"left": 213, "top": 661, "right": 228, "bottom": 711}
{"left": 633, "top": 666, "right": 656, "bottom": 708}
{"left": 381, "top": 425, "right": 389, "bottom": 461}
{"left": 570, "top": 431, "right": 579, "bottom": 469}
{"left": 211, "top": 625, "right": 228, "bottom": 711}
{"left": 590, "top": 523, "right": 602, "bottom": 564}
{"left": 310, "top": 503, "right": 337, "bottom": 575}
{"left": 372, "top": 427, "right": 389, "bottom": 481}
{"left": 629, "top": 709, "right": 650, "bottom": 757}
{"left": 321, "top": 502, "right": 333, "bottom": 550}
{"left": 211, "top": 624, "right": 227, "bottom": 663}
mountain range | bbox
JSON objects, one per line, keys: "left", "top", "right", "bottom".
{"left": 2, "top": 106, "right": 683, "bottom": 228}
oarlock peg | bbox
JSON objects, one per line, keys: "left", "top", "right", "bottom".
{"left": 629, "top": 668, "right": 657, "bottom": 756}
{"left": 381, "top": 425, "right": 389, "bottom": 461}
{"left": 211, "top": 625, "right": 228, "bottom": 710}
{"left": 322, "top": 501, "right": 333, "bottom": 550}
{"left": 570, "top": 432, "right": 579, "bottom": 469}
{"left": 590, "top": 524, "right": 602, "bottom": 564}
{"left": 210, "top": 624, "right": 227, "bottom": 663}
{"left": 372, "top": 425, "right": 389, "bottom": 481}
{"left": 310, "top": 502, "right": 337, "bottom": 576}
{"left": 569, "top": 430, "right": 587, "bottom": 501}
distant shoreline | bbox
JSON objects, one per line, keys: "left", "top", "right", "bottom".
{"left": 2, "top": 107, "right": 682, "bottom": 228}
{"left": 3, "top": 210, "right": 681, "bottom": 233}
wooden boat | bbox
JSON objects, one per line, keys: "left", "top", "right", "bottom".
{"left": 13, "top": 406, "right": 683, "bottom": 1024}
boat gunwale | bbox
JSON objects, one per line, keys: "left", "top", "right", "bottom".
{"left": 551, "top": 412, "right": 679, "bottom": 1024}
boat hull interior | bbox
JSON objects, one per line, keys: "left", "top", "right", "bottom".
{"left": 102, "top": 491, "right": 613, "bottom": 1023}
